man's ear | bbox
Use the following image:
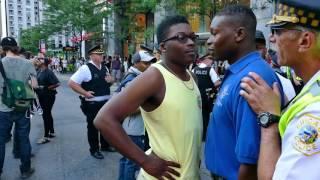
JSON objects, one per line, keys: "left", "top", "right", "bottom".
{"left": 298, "top": 31, "right": 314, "bottom": 53}
{"left": 235, "top": 27, "right": 246, "bottom": 43}
{"left": 159, "top": 42, "right": 166, "bottom": 54}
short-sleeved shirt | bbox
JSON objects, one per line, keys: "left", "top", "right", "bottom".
{"left": 205, "top": 52, "right": 284, "bottom": 180}
{"left": 70, "top": 61, "right": 106, "bottom": 84}
{"left": 70, "top": 61, "right": 111, "bottom": 101}
{"left": 0, "top": 56, "right": 37, "bottom": 112}
{"left": 273, "top": 71, "right": 320, "bottom": 180}
{"left": 36, "top": 68, "right": 59, "bottom": 96}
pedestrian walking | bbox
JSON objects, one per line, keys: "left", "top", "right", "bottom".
{"left": 94, "top": 15, "right": 202, "bottom": 179}
{"left": 0, "top": 37, "right": 37, "bottom": 179}
{"left": 204, "top": 5, "right": 284, "bottom": 180}
{"left": 240, "top": 0, "right": 320, "bottom": 179}
{"left": 68, "top": 45, "right": 115, "bottom": 159}
{"left": 35, "top": 57, "right": 60, "bottom": 144}
{"left": 111, "top": 55, "right": 121, "bottom": 83}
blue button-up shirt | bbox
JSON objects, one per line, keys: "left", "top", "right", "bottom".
{"left": 205, "top": 52, "right": 284, "bottom": 180}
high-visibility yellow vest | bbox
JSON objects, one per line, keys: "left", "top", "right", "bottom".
{"left": 286, "top": 67, "right": 302, "bottom": 81}
{"left": 279, "top": 75, "right": 320, "bottom": 137}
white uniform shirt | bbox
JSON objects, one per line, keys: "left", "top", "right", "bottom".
{"left": 273, "top": 71, "right": 320, "bottom": 180}
{"left": 70, "top": 61, "right": 110, "bottom": 101}
{"left": 276, "top": 73, "right": 296, "bottom": 103}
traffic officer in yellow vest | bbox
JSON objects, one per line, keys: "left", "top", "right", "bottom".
{"left": 239, "top": 0, "right": 320, "bottom": 179}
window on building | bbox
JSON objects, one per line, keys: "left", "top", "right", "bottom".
{"left": 18, "top": 17, "right": 22, "bottom": 21}
{"left": 11, "top": 32, "right": 15, "bottom": 36}
{"left": 9, "top": 10, "right": 14, "bottom": 14}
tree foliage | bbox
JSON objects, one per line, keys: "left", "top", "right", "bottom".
{"left": 20, "top": 0, "right": 248, "bottom": 54}
{"left": 20, "top": 0, "right": 111, "bottom": 53}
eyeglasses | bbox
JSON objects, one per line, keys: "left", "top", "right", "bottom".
{"left": 162, "top": 33, "right": 199, "bottom": 43}
{"left": 271, "top": 27, "right": 303, "bottom": 36}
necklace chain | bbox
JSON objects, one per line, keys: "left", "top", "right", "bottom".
{"left": 161, "top": 63, "right": 194, "bottom": 91}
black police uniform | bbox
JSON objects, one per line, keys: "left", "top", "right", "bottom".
{"left": 80, "top": 63, "right": 111, "bottom": 154}
{"left": 194, "top": 65, "right": 215, "bottom": 140}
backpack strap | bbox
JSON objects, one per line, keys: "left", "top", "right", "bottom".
{"left": 115, "top": 73, "right": 138, "bottom": 92}
{"left": 0, "top": 59, "right": 8, "bottom": 83}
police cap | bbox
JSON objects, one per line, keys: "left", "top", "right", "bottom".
{"left": 268, "top": 0, "right": 320, "bottom": 30}
{"left": 88, "top": 45, "right": 104, "bottom": 55}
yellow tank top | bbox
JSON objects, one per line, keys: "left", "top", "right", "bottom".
{"left": 138, "top": 63, "right": 203, "bottom": 180}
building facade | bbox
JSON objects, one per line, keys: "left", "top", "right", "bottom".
{"left": 1, "top": 0, "right": 7, "bottom": 38}
{"left": 6, "top": 0, "right": 44, "bottom": 40}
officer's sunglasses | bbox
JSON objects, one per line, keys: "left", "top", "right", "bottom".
{"left": 271, "top": 26, "right": 304, "bottom": 36}
{"left": 162, "top": 33, "right": 199, "bottom": 43}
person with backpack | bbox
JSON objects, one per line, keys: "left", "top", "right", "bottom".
{"left": 0, "top": 37, "right": 37, "bottom": 179}
{"left": 117, "top": 50, "right": 156, "bottom": 180}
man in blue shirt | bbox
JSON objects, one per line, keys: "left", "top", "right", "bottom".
{"left": 205, "top": 5, "right": 284, "bottom": 180}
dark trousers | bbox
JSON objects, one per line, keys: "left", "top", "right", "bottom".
{"left": 38, "top": 94, "right": 56, "bottom": 137}
{"left": 202, "top": 108, "right": 211, "bottom": 141}
{"left": 0, "top": 111, "right": 32, "bottom": 174}
{"left": 118, "top": 135, "right": 144, "bottom": 180}
{"left": 81, "top": 100, "right": 109, "bottom": 153}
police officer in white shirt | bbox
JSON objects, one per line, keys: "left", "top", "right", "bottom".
{"left": 239, "top": 0, "right": 320, "bottom": 179}
{"left": 68, "top": 45, "right": 115, "bottom": 159}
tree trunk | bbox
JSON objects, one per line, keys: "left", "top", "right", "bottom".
{"left": 113, "top": 0, "right": 124, "bottom": 57}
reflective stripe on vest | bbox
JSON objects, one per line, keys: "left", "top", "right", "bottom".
{"left": 279, "top": 76, "right": 320, "bottom": 138}
{"left": 286, "top": 67, "right": 302, "bottom": 81}
{"left": 286, "top": 67, "right": 292, "bottom": 80}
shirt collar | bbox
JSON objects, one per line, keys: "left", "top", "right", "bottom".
{"left": 304, "top": 70, "right": 320, "bottom": 88}
{"left": 228, "top": 51, "right": 261, "bottom": 74}
{"left": 89, "top": 60, "right": 101, "bottom": 69}
{"left": 198, "top": 63, "right": 208, "bottom": 68}
{"left": 128, "top": 66, "right": 142, "bottom": 75}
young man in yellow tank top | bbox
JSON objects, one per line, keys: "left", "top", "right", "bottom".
{"left": 94, "top": 15, "right": 203, "bottom": 180}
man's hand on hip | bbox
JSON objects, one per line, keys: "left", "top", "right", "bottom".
{"left": 141, "top": 152, "right": 181, "bottom": 180}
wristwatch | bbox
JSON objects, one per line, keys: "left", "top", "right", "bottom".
{"left": 257, "top": 112, "right": 280, "bottom": 128}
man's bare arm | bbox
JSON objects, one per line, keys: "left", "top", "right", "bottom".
{"left": 238, "top": 164, "right": 257, "bottom": 180}
{"left": 240, "top": 72, "right": 282, "bottom": 180}
{"left": 68, "top": 80, "right": 94, "bottom": 98}
{"left": 94, "top": 67, "right": 180, "bottom": 179}
{"left": 258, "top": 125, "right": 281, "bottom": 180}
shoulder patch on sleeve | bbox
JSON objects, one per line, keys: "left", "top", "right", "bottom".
{"left": 293, "top": 114, "right": 320, "bottom": 156}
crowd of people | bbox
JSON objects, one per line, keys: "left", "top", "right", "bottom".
{"left": 0, "top": 0, "right": 320, "bottom": 179}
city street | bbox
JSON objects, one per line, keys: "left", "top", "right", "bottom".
{"left": 2, "top": 73, "right": 211, "bottom": 180}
